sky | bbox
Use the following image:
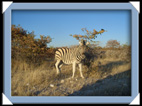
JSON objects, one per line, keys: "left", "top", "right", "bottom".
{"left": 12, "top": 10, "right": 131, "bottom": 47}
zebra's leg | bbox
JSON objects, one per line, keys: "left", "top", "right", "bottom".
{"left": 59, "top": 64, "right": 63, "bottom": 68}
{"left": 72, "top": 62, "right": 76, "bottom": 78}
{"left": 79, "top": 63, "right": 84, "bottom": 78}
{"left": 55, "top": 60, "right": 62, "bottom": 74}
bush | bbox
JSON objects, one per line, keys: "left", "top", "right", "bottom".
{"left": 11, "top": 25, "right": 53, "bottom": 63}
{"left": 106, "top": 40, "right": 120, "bottom": 48}
{"left": 104, "top": 47, "right": 131, "bottom": 61}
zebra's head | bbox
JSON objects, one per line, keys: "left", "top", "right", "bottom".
{"left": 78, "top": 40, "right": 90, "bottom": 58}
{"left": 79, "top": 40, "right": 90, "bottom": 46}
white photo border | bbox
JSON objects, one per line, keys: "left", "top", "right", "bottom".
{"left": 3, "top": 2, "right": 139, "bottom": 104}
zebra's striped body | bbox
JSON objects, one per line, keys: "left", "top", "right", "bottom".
{"left": 55, "top": 40, "right": 89, "bottom": 78}
{"left": 55, "top": 47, "right": 85, "bottom": 64}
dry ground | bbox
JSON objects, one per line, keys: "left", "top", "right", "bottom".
{"left": 11, "top": 49, "right": 131, "bottom": 96}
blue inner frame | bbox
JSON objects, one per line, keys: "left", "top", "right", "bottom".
{"left": 3, "top": 3, "right": 139, "bottom": 104}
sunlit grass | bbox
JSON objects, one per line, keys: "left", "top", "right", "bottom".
{"left": 11, "top": 48, "right": 131, "bottom": 96}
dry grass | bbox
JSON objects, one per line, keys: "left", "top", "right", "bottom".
{"left": 11, "top": 48, "right": 131, "bottom": 96}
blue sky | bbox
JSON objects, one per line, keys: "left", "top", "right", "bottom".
{"left": 12, "top": 10, "right": 131, "bottom": 47}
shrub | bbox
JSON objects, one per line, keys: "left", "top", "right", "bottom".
{"left": 11, "top": 25, "right": 52, "bottom": 63}
{"left": 106, "top": 40, "right": 120, "bottom": 48}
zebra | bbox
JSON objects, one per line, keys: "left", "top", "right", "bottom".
{"left": 55, "top": 40, "right": 90, "bottom": 78}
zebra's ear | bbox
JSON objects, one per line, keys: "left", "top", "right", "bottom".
{"left": 79, "top": 41, "right": 83, "bottom": 46}
{"left": 86, "top": 41, "right": 90, "bottom": 45}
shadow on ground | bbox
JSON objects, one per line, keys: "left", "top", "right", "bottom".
{"left": 69, "top": 69, "right": 131, "bottom": 96}
{"left": 98, "top": 60, "right": 128, "bottom": 76}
